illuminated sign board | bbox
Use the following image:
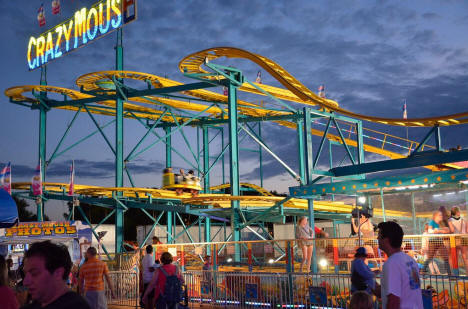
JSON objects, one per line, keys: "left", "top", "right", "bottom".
{"left": 27, "top": 0, "right": 137, "bottom": 70}
{"left": 4, "top": 221, "right": 78, "bottom": 237}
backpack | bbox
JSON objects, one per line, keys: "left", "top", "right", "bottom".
{"left": 159, "top": 266, "right": 182, "bottom": 305}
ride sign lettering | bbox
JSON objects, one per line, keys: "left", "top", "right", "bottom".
{"left": 27, "top": 0, "right": 137, "bottom": 70}
{"left": 5, "top": 221, "right": 77, "bottom": 237}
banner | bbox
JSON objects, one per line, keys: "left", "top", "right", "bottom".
{"left": 68, "top": 161, "right": 74, "bottom": 196}
{"left": 0, "top": 162, "right": 11, "bottom": 194}
{"left": 31, "top": 161, "right": 42, "bottom": 196}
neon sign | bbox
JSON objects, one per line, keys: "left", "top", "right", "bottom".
{"left": 27, "top": 0, "right": 137, "bottom": 70}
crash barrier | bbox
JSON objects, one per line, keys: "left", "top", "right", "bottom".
{"left": 106, "top": 271, "right": 139, "bottom": 307}
{"left": 104, "top": 270, "right": 468, "bottom": 308}
{"left": 150, "top": 234, "right": 468, "bottom": 275}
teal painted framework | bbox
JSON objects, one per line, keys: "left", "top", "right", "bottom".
{"left": 9, "top": 28, "right": 468, "bottom": 268}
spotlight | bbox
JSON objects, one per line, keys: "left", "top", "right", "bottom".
{"left": 358, "top": 196, "right": 366, "bottom": 204}
{"left": 226, "top": 258, "right": 233, "bottom": 263}
{"left": 319, "top": 259, "right": 328, "bottom": 268}
{"left": 268, "top": 259, "right": 274, "bottom": 264}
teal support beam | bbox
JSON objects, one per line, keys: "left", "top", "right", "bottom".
{"left": 313, "top": 117, "right": 331, "bottom": 169}
{"left": 303, "top": 108, "right": 313, "bottom": 183}
{"left": 221, "top": 128, "right": 226, "bottom": 184}
{"left": 308, "top": 200, "right": 318, "bottom": 273}
{"left": 411, "top": 192, "right": 417, "bottom": 233}
{"left": 167, "top": 211, "right": 173, "bottom": 243}
{"left": 165, "top": 126, "right": 172, "bottom": 168}
{"left": 227, "top": 70, "right": 243, "bottom": 262}
{"left": 114, "top": 28, "right": 124, "bottom": 254}
{"left": 409, "top": 126, "right": 437, "bottom": 156}
{"left": 203, "top": 126, "right": 210, "bottom": 193}
{"left": 47, "top": 106, "right": 82, "bottom": 164}
{"left": 380, "top": 188, "right": 386, "bottom": 222}
{"left": 356, "top": 121, "right": 365, "bottom": 164}
{"left": 37, "top": 66, "right": 47, "bottom": 221}
{"left": 303, "top": 108, "right": 317, "bottom": 272}
{"left": 329, "top": 141, "right": 335, "bottom": 201}
{"left": 434, "top": 126, "right": 441, "bottom": 151}
{"left": 332, "top": 149, "right": 468, "bottom": 177}
{"left": 202, "top": 126, "right": 211, "bottom": 252}
{"left": 258, "top": 123, "right": 264, "bottom": 188}
{"left": 332, "top": 118, "right": 356, "bottom": 165}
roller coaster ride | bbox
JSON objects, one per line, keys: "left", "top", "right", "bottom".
{"left": 5, "top": 26, "right": 468, "bottom": 266}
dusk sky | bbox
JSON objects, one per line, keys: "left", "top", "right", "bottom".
{"left": 1, "top": 1, "right": 468, "bottom": 220}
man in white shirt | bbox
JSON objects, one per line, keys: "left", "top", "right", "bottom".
{"left": 141, "top": 245, "right": 155, "bottom": 309}
{"left": 377, "top": 221, "right": 423, "bottom": 309}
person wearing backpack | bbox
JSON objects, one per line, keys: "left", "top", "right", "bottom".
{"left": 142, "top": 252, "right": 184, "bottom": 309}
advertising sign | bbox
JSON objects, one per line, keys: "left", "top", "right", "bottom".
{"left": 27, "top": 0, "right": 137, "bottom": 70}
{"left": 0, "top": 221, "right": 93, "bottom": 262}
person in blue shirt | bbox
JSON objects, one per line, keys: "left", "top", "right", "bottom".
{"left": 351, "top": 247, "right": 376, "bottom": 294}
{"left": 422, "top": 210, "right": 451, "bottom": 275}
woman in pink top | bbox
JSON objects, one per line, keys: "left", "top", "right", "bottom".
{"left": 142, "top": 252, "right": 184, "bottom": 309}
{"left": 0, "top": 255, "right": 19, "bottom": 309}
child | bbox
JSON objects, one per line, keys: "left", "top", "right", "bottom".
{"left": 350, "top": 291, "right": 373, "bottom": 309}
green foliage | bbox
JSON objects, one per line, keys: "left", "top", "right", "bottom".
{"left": 13, "top": 196, "right": 50, "bottom": 221}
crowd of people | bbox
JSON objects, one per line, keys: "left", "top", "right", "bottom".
{"left": 0, "top": 239, "right": 184, "bottom": 309}
{"left": 1, "top": 206, "right": 467, "bottom": 309}
{"left": 349, "top": 221, "right": 424, "bottom": 309}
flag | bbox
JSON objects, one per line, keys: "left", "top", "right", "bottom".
{"left": 402, "top": 101, "right": 407, "bottom": 119}
{"left": 318, "top": 84, "right": 325, "bottom": 98}
{"left": 68, "top": 161, "right": 74, "bottom": 196}
{"left": 52, "top": 0, "right": 60, "bottom": 15}
{"left": 255, "top": 71, "right": 262, "bottom": 84}
{"left": 223, "top": 87, "right": 228, "bottom": 96}
{"left": 37, "top": 4, "right": 46, "bottom": 27}
{"left": 0, "top": 162, "right": 11, "bottom": 195}
{"left": 32, "top": 160, "right": 42, "bottom": 196}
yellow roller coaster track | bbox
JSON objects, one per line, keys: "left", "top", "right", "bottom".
{"left": 4, "top": 76, "right": 456, "bottom": 171}
{"left": 210, "top": 183, "right": 274, "bottom": 196}
{"left": 6, "top": 48, "right": 465, "bottom": 171}
{"left": 179, "top": 47, "right": 468, "bottom": 127}
{"left": 11, "top": 182, "right": 409, "bottom": 218}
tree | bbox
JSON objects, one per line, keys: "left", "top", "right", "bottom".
{"left": 13, "top": 196, "right": 50, "bottom": 221}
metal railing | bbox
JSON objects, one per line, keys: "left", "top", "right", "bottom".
{"left": 104, "top": 268, "right": 468, "bottom": 308}
{"left": 182, "top": 271, "right": 468, "bottom": 308}
{"left": 106, "top": 271, "right": 139, "bottom": 307}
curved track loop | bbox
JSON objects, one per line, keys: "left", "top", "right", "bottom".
{"left": 179, "top": 47, "right": 468, "bottom": 127}
{"left": 3, "top": 79, "right": 450, "bottom": 170}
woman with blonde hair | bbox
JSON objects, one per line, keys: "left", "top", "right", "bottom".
{"left": 296, "top": 216, "right": 314, "bottom": 273}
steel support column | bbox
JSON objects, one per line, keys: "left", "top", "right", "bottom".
{"left": 227, "top": 71, "right": 242, "bottom": 262}
{"left": 303, "top": 108, "right": 317, "bottom": 273}
{"left": 37, "top": 67, "right": 47, "bottom": 221}
{"left": 411, "top": 192, "right": 417, "bottom": 233}
{"left": 202, "top": 126, "right": 211, "bottom": 251}
{"left": 165, "top": 126, "right": 172, "bottom": 167}
{"left": 258, "top": 123, "right": 264, "bottom": 188}
{"left": 114, "top": 29, "right": 124, "bottom": 253}
{"left": 297, "top": 119, "right": 306, "bottom": 184}
{"left": 380, "top": 188, "right": 386, "bottom": 222}
{"left": 203, "top": 126, "right": 210, "bottom": 192}
{"left": 167, "top": 211, "right": 173, "bottom": 244}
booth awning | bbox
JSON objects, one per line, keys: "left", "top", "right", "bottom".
{"left": 0, "top": 188, "right": 18, "bottom": 228}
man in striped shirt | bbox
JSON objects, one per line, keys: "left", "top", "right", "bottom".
{"left": 79, "top": 247, "right": 115, "bottom": 309}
